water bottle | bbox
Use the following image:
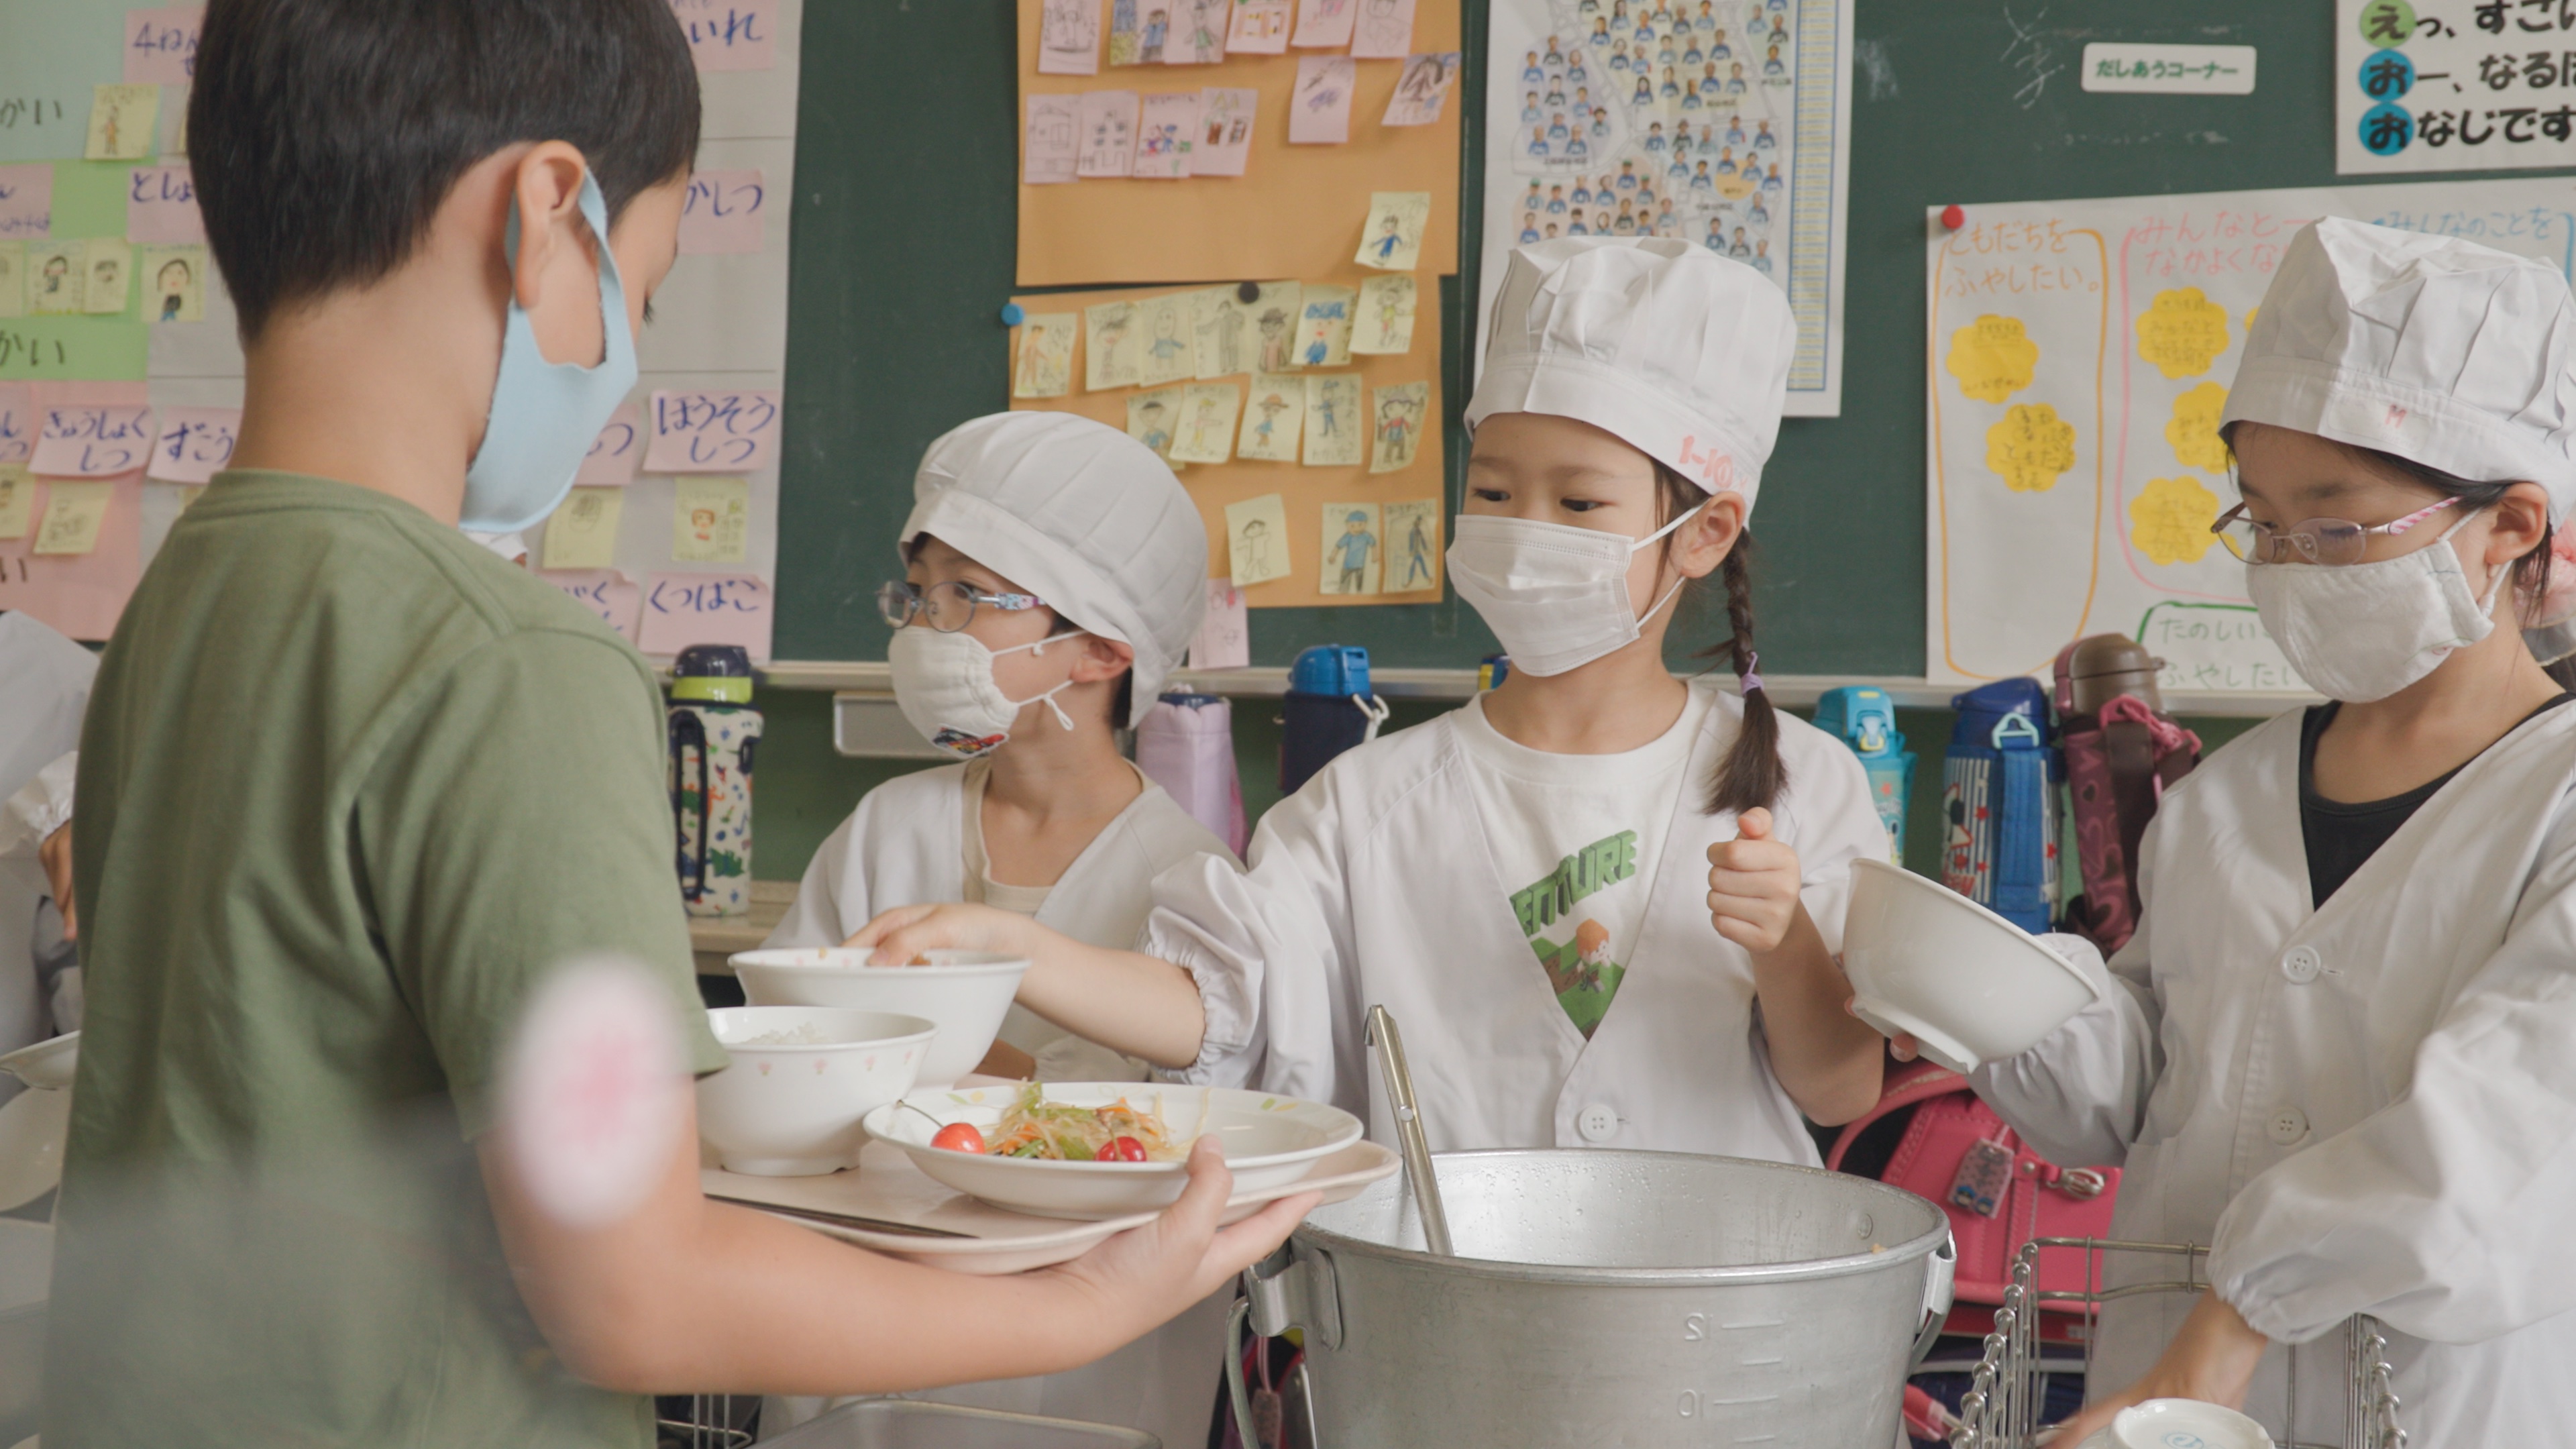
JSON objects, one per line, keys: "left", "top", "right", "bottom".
{"left": 1813, "top": 685, "right": 1914, "bottom": 863}
{"left": 1941, "top": 678, "right": 2059, "bottom": 932}
{"left": 668, "top": 643, "right": 762, "bottom": 917}
{"left": 1279, "top": 644, "right": 1388, "bottom": 796}
{"left": 1135, "top": 690, "right": 1250, "bottom": 858}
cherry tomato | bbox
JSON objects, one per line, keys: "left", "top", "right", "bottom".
{"left": 1096, "top": 1136, "right": 1149, "bottom": 1163}
{"left": 932, "top": 1122, "right": 986, "bottom": 1154}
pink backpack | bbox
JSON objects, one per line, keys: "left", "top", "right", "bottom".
{"left": 2052, "top": 639, "right": 2201, "bottom": 955}
{"left": 1829, "top": 1059, "right": 2120, "bottom": 1341}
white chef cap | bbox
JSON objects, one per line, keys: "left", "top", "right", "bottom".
{"left": 903, "top": 411, "right": 1206, "bottom": 726}
{"left": 2222, "top": 217, "right": 2576, "bottom": 522}
{"left": 1467, "top": 237, "right": 1796, "bottom": 513}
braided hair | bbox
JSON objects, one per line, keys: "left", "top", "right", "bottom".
{"left": 1654, "top": 462, "right": 1785, "bottom": 816}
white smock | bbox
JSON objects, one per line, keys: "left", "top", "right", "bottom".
{"left": 0, "top": 611, "right": 97, "bottom": 1090}
{"left": 1148, "top": 680, "right": 1886, "bottom": 1159}
{"left": 1971, "top": 704, "right": 2576, "bottom": 1444}
{"left": 760, "top": 759, "right": 1238, "bottom": 1449}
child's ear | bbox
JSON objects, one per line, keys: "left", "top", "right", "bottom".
{"left": 507, "top": 142, "right": 595, "bottom": 313}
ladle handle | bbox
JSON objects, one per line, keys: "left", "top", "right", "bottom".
{"left": 1366, "top": 1004, "right": 1453, "bottom": 1258}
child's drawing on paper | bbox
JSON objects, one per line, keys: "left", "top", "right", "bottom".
{"left": 1356, "top": 191, "right": 1431, "bottom": 270}
{"left": 1248, "top": 280, "right": 1302, "bottom": 372}
{"left": 1350, "top": 0, "right": 1419, "bottom": 58}
{"left": 1301, "top": 372, "right": 1363, "bottom": 466}
{"left": 1237, "top": 374, "right": 1304, "bottom": 462}
{"left": 1195, "top": 86, "right": 1258, "bottom": 175}
{"left": 1382, "top": 498, "right": 1440, "bottom": 592}
{"left": 30, "top": 242, "right": 81, "bottom": 316}
{"left": 1134, "top": 92, "right": 1199, "bottom": 178}
{"left": 1012, "top": 313, "right": 1077, "bottom": 398}
{"left": 85, "top": 84, "right": 158, "bottom": 162}
{"left": 1040, "top": 0, "right": 1104, "bottom": 74}
{"left": 1085, "top": 300, "right": 1140, "bottom": 390}
{"left": 1318, "top": 502, "right": 1381, "bottom": 595}
{"left": 1350, "top": 274, "right": 1417, "bottom": 355}
{"left": 84, "top": 242, "right": 128, "bottom": 314}
{"left": 1297, "top": 284, "right": 1354, "bottom": 367}
{"left": 1024, "top": 95, "right": 1079, "bottom": 184}
{"left": 1140, "top": 3, "right": 1171, "bottom": 61}
{"left": 1170, "top": 382, "right": 1241, "bottom": 463}
{"left": 1167, "top": 0, "right": 1232, "bottom": 63}
{"left": 1077, "top": 91, "right": 1139, "bottom": 176}
{"left": 1224, "top": 492, "right": 1292, "bottom": 586}
{"left": 1369, "top": 380, "right": 1427, "bottom": 473}
{"left": 1138, "top": 291, "right": 1195, "bottom": 386}
{"left": 145, "top": 245, "right": 205, "bottom": 322}
{"left": 1289, "top": 56, "right": 1357, "bottom": 144}
{"left": 1126, "top": 386, "right": 1186, "bottom": 466}
{"left": 1382, "top": 50, "right": 1462, "bottom": 125}
{"left": 1227, "top": 0, "right": 1291, "bottom": 53}
{"left": 1193, "top": 287, "right": 1249, "bottom": 378}
{"left": 1108, "top": 0, "right": 1142, "bottom": 64}
{"left": 1291, "top": 0, "right": 1357, "bottom": 49}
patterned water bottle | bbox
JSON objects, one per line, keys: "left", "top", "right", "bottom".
{"left": 668, "top": 643, "right": 762, "bottom": 918}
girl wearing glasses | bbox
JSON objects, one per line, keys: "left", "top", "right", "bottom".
{"left": 1951, "top": 219, "right": 2576, "bottom": 1445}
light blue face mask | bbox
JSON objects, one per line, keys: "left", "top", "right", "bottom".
{"left": 460, "top": 171, "right": 638, "bottom": 533}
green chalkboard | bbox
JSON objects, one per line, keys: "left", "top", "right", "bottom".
{"left": 772, "top": 1, "right": 2543, "bottom": 670}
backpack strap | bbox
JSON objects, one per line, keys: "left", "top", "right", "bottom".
{"left": 1825, "top": 1058, "right": 1968, "bottom": 1170}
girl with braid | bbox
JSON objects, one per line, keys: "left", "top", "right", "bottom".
{"left": 851, "top": 237, "right": 1888, "bottom": 1159}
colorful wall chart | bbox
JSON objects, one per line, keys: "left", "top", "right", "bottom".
{"left": 1925, "top": 176, "right": 2576, "bottom": 694}
{"left": 1477, "top": 0, "right": 1851, "bottom": 414}
{"left": 0, "top": 0, "right": 799, "bottom": 657}
{"left": 2337, "top": 0, "right": 2576, "bottom": 174}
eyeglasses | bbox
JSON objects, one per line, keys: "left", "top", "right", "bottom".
{"left": 2209, "top": 496, "right": 2459, "bottom": 566}
{"left": 877, "top": 580, "right": 1045, "bottom": 632}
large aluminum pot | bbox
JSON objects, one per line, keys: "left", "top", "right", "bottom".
{"left": 1231, "top": 1150, "right": 1953, "bottom": 1447}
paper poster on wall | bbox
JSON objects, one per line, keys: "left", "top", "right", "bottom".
{"left": 1194, "top": 86, "right": 1258, "bottom": 175}
{"left": 1925, "top": 176, "right": 2576, "bottom": 696}
{"left": 1227, "top": 0, "right": 1291, "bottom": 54}
{"left": 1317, "top": 500, "right": 1381, "bottom": 594}
{"left": 639, "top": 571, "right": 773, "bottom": 661}
{"left": 146, "top": 404, "right": 235, "bottom": 482}
{"left": 1480, "top": 0, "right": 1852, "bottom": 415}
{"left": 0, "top": 167, "right": 52, "bottom": 241}
{"left": 1380, "top": 496, "right": 1440, "bottom": 592}
{"left": 1289, "top": 56, "right": 1357, "bottom": 144}
{"left": 2336, "top": 0, "right": 2576, "bottom": 174}
{"left": 1038, "top": 0, "right": 1103, "bottom": 74}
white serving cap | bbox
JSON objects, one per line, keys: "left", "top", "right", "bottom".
{"left": 903, "top": 412, "right": 1206, "bottom": 724}
{"left": 2222, "top": 217, "right": 2576, "bottom": 521}
{"left": 1467, "top": 236, "right": 1796, "bottom": 512}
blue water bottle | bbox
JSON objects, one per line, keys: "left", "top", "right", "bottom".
{"left": 1941, "top": 678, "right": 2059, "bottom": 932}
{"left": 1814, "top": 685, "right": 1914, "bottom": 863}
{"left": 1279, "top": 645, "right": 1389, "bottom": 795}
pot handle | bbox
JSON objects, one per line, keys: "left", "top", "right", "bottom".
{"left": 1910, "top": 1234, "right": 1958, "bottom": 1371}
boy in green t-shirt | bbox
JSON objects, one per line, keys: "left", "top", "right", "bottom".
{"left": 48, "top": 2, "right": 1312, "bottom": 1444}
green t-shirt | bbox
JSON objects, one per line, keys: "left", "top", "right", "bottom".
{"left": 50, "top": 472, "right": 728, "bottom": 1448}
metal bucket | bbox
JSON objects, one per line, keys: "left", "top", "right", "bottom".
{"left": 1231, "top": 1150, "right": 1953, "bottom": 1447}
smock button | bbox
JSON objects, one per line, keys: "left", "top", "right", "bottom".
{"left": 1577, "top": 1104, "right": 1620, "bottom": 1142}
{"left": 2282, "top": 946, "right": 2322, "bottom": 984}
{"left": 2267, "top": 1107, "right": 2308, "bottom": 1145}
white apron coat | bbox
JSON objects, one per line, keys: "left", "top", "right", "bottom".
{"left": 761, "top": 762, "right": 1238, "bottom": 1449}
{"left": 1146, "top": 681, "right": 1887, "bottom": 1160}
{"left": 1974, "top": 704, "right": 2576, "bottom": 1446}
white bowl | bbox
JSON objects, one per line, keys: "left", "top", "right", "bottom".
{"left": 697, "top": 1008, "right": 937, "bottom": 1177}
{"left": 0, "top": 1033, "right": 76, "bottom": 1092}
{"left": 866, "top": 1083, "right": 1364, "bottom": 1220}
{"left": 2112, "top": 1398, "right": 2274, "bottom": 1449}
{"left": 732, "top": 949, "right": 1028, "bottom": 1090}
{"left": 1839, "top": 859, "right": 2106, "bottom": 1074}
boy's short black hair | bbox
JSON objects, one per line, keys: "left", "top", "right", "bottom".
{"left": 191, "top": 0, "right": 700, "bottom": 341}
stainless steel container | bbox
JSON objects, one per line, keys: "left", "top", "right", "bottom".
{"left": 1233, "top": 1150, "right": 1953, "bottom": 1447}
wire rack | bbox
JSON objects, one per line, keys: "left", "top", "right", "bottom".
{"left": 1950, "top": 1238, "right": 2404, "bottom": 1449}
{"left": 657, "top": 1393, "right": 755, "bottom": 1449}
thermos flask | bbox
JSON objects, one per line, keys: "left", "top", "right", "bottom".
{"left": 668, "top": 643, "right": 762, "bottom": 917}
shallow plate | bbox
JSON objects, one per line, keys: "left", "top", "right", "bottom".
{"left": 0, "top": 1091, "right": 67, "bottom": 1213}
{"left": 704, "top": 1137, "right": 1397, "bottom": 1275}
{"left": 731, "top": 949, "right": 1027, "bottom": 1091}
{"left": 865, "top": 1083, "right": 1364, "bottom": 1220}
{"left": 0, "top": 1034, "right": 76, "bottom": 1093}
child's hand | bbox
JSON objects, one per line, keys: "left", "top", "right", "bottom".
{"left": 1706, "top": 807, "right": 1804, "bottom": 955}
{"left": 843, "top": 902, "right": 1039, "bottom": 965}
{"left": 1047, "top": 1137, "right": 1320, "bottom": 1336}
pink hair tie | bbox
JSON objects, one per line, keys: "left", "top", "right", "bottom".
{"left": 1739, "top": 649, "right": 1764, "bottom": 694}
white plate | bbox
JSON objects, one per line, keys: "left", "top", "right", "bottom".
{"left": 864, "top": 1083, "right": 1366, "bottom": 1220}
{"left": 732, "top": 949, "right": 1028, "bottom": 1091}
{"left": 0, "top": 1034, "right": 76, "bottom": 1092}
{"left": 704, "top": 1137, "right": 1399, "bottom": 1275}
{"left": 0, "top": 1090, "right": 67, "bottom": 1213}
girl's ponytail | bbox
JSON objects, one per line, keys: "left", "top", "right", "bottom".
{"left": 1652, "top": 462, "right": 1786, "bottom": 817}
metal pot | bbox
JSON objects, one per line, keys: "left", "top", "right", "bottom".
{"left": 1232, "top": 1150, "right": 1953, "bottom": 1447}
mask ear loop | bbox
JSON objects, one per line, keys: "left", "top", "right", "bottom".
{"left": 1008, "top": 631, "right": 1090, "bottom": 732}
{"left": 1631, "top": 499, "right": 1710, "bottom": 629}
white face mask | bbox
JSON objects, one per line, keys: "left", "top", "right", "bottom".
{"left": 1445, "top": 502, "right": 1705, "bottom": 677}
{"left": 2245, "top": 513, "right": 2504, "bottom": 703}
{"left": 887, "top": 626, "right": 1086, "bottom": 758}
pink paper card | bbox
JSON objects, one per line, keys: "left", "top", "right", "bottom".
{"left": 1291, "top": 0, "right": 1357, "bottom": 48}
{"left": 1023, "top": 95, "right": 1079, "bottom": 185}
{"left": 679, "top": 168, "right": 767, "bottom": 252}
{"left": 639, "top": 572, "right": 772, "bottom": 661}
{"left": 125, "top": 165, "right": 203, "bottom": 244}
{"left": 0, "top": 386, "right": 30, "bottom": 466}
{"left": 1195, "top": 87, "right": 1258, "bottom": 176}
{"left": 0, "top": 474, "right": 144, "bottom": 642}
{"left": 146, "top": 405, "right": 237, "bottom": 483}
{"left": 1227, "top": 0, "right": 1291, "bottom": 53}
{"left": 31, "top": 405, "right": 154, "bottom": 478}
{"left": 1133, "top": 93, "right": 1200, "bottom": 179}
{"left": 1348, "top": 0, "right": 1416, "bottom": 58}
{"left": 542, "top": 568, "right": 643, "bottom": 643}
{"left": 123, "top": 7, "right": 203, "bottom": 84}
{"left": 0, "top": 166, "right": 52, "bottom": 241}
{"left": 1037, "top": 0, "right": 1102, "bottom": 74}
{"left": 1289, "top": 58, "right": 1357, "bottom": 144}
{"left": 1077, "top": 91, "right": 1139, "bottom": 177}
{"left": 1381, "top": 50, "right": 1460, "bottom": 126}
{"left": 1164, "top": 0, "right": 1232, "bottom": 63}
{"left": 578, "top": 402, "right": 645, "bottom": 485}
{"left": 669, "top": 0, "right": 775, "bottom": 72}
{"left": 645, "top": 389, "right": 780, "bottom": 474}
{"left": 1187, "top": 580, "right": 1250, "bottom": 669}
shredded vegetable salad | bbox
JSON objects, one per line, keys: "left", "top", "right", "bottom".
{"left": 983, "top": 1083, "right": 1189, "bottom": 1162}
